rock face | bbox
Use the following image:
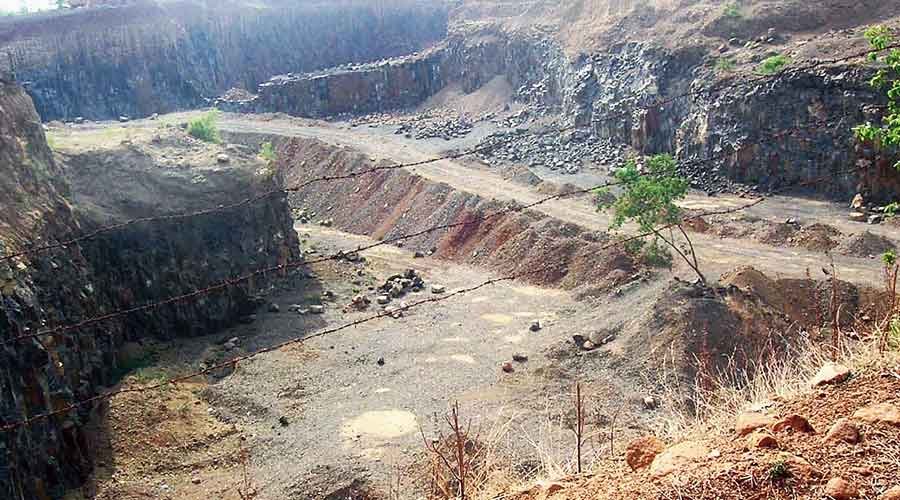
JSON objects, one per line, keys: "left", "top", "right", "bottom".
{"left": 0, "top": 0, "right": 448, "bottom": 121}
{"left": 231, "top": 24, "right": 900, "bottom": 201}
{"left": 0, "top": 79, "right": 300, "bottom": 499}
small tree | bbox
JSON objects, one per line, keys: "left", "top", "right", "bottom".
{"left": 187, "top": 111, "right": 221, "bottom": 143}
{"left": 854, "top": 26, "right": 900, "bottom": 170}
{"left": 598, "top": 154, "right": 705, "bottom": 284}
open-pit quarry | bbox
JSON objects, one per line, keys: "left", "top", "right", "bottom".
{"left": 2, "top": 1, "right": 900, "bottom": 500}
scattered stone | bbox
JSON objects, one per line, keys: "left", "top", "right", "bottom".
{"left": 588, "top": 330, "right": 616, "bottom": 346}
{"left": 852, "top": 403, "right": 900, "bottom": 427}
{"left": 432, "top": 284, "right": 446, "bottom": 294}
{"left": 848, "top": 212, "right": 868, "bottom": 222}
{"left": 501, "top": 362, "right": 514, "bottom": 373}
{"left": 746, "top": 430, "right": 779, "bottom": 449}
{"left": 268, "top": 303, "right": 280, "bottom": 313}
{"left": 309, "top": 305, "right": 325, "bottom": 314}
{"left": 530, "top": 320, "right": 542, "bottom": 332}
{"left": 512, "top": 353, "right": 528, "bottom": 363}
{"left": 118, "top": 115, "right": 130, "bottom": 122}
{"left": 809, "top": 362, "right": 851, "bottom": 387}
{"left": 643, "top": 396, "right": 658, "bottom": 410}
{"left": 772, "top": 414, "right": 815, "bottom": 434}
{"left": 279, "top": 416, "right": 289, "bottom": 427}
{"left": 414, "top": 251, "right": 425, "bottom": 258}
{"left": 824, "top": 418, "right": 860, "bottom": 444}
{"left": 191, "top": 477, "right": 202, "bottom": 485}
{"left": 881, "top": 486, "right": 900, "bottom": 500}
{"left": 376, "top": 357, "right": 385, "bottom": 366}
{"left": 385, "top": 306, "right": 404, "bottom": 319}
{"left": 625, "top": 436, "right": 665, "bottom": 471}
{"left": 735, "top": 412, "right": 776, "bottom": 436}
{"left": 851, "top": 193, "right": 865, "bottom": 210}
{"left": 825, "top": 477, "right": 859, "bottom": 500}
{"left": 216, "top": 153, "right": 231, "bottom": 163}
{"left": 376, "top": 295, "right": 391, "bottom": 305}
{"left": 581, "top": 340, "right": 596, "bottom": 351}
{"left": 868, "top": 214, "right": 884, "bottom": 225}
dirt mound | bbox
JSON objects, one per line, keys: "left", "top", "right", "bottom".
{"left": 506, "top": 368, "right": 900, "bottom": 500}
{"left": 627, "top": 279, "right": 794, "bottom": 381}
{"left": 691, "top": 215, "right": 842, "bottom": 253}
{"left": 836, "top": 231, "right": 897, "bottom": 258}
{"left": 419, "top": 75, "right": 514, "bottom": 117}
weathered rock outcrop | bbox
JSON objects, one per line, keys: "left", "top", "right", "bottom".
{"left": 0, "top": 0, "right": 448, "bottom": 121}
{"left": 222, "top": 28, "right": 567, "bottom": 119}
{"left": 234, "top": 25, "right": 900, "bottom": 201}
{"left": 0, "top": 79, "right": 300, "bottom": 499}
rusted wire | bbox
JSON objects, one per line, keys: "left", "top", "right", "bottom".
{"left": 0, "top": 112, "right": 862, "bottom": 346}
{"left": 0, "top": 163, "right": 864, "bottom": 433}
{"left": 1, "top": 40, "right": 892, "bottom": 263}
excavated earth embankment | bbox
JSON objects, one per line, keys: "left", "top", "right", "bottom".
{"left": 0, "top": 82, "right": 300, "bottom": 500}
{"left": 279, "top": 137, "right": 637, "bottom": 295}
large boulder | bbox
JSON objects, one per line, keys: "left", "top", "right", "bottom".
{"left": 649, "top": 441, "right": 709, "bottom": 478}
{"left": 852, "top": 403, "right": 900, "bottom": 427}
{"left": 625, "top": 436, "right": 665, "bottom": 471}
{"left": 735, "top": 412, "right": 776, "bottom": 436}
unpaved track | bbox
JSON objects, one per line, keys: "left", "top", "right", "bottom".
{"left": 216, "top": 114, "right": 888, "bottom": 285}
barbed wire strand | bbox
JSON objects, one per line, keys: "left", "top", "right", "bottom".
{"left": 0, "top": 161, "right": 861, "bottom": 433}
{"left": 2, "top": 111, "right": 860, "bottom": 346}
{"left": 1, "top": 41, "right": 893, "bottom": 263}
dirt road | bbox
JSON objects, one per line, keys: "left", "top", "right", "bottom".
{"left": 214, "top": 113, "right": 890, "bottom": 285}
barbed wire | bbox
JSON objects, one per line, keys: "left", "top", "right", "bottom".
{"left": 1, "top": 111, "right": 859, "bottom": 346}
{"left": 0, "top": 160, "right": 862, "bottom": 433}
{"left": 1, "top": 40, "right": 893, "bottom": 264}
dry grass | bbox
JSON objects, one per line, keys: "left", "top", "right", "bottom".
{"left": 464, "top": 265, "right": 900, "bottom": 499}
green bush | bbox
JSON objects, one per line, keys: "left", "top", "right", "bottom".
{"left": 259, "top": 141, "right": 277, "bottom": 162}
{"left": 723, "top": 2, "right": 742, "bottom": 18}
{"left": 758, "top": 55, "right": 790, "bottom": 75}
{"left": 187, "top": 111, "right": 221, "bottom": 143}
{"left": 716, "top": 57, "right": 737, "bottom": 72}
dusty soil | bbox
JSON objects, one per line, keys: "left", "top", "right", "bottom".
{"left": 63, "top": 221, "right": 666, "bottom": 499}
{"left": 507, "top": 365, "right": 900, "bottom": 500}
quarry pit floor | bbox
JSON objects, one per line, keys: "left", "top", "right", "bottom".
{"left": 53, "top": 111, "right": 897, "bottom": 499}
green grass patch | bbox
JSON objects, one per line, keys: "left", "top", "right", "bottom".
{"left": 187, "top": 111, "right": 221, "bottom": 143}
{"left": 259, "top": 141, "right": 277, "bottom": 162}
{"left": 758, "top": 55, "right": 790, "bottom": 75}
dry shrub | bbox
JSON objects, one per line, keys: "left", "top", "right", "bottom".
{"left": 423, "top": 403, "right": 524, "bottom": 499}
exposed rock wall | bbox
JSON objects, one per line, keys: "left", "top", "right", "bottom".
{"left": 238, "top": 26, "right": 900, "bottom": 201}
{"left": 223, "top": 28, "right": 570, "bottom": 118}
{"left": 0, "top": 0, "right": 448, "bottom": 121}
{"left": 0, "top": 79, "right": 300, "bottom": 500}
